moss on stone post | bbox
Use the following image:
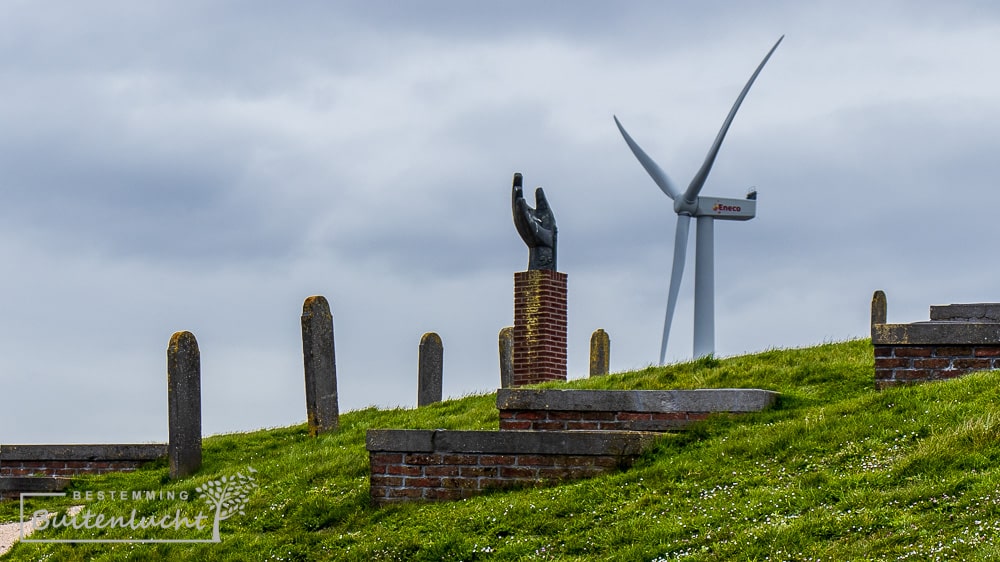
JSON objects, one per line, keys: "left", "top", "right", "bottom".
{"left": 589, "top": 329, "right": 610, "bottom": 377}
{"left": 499, "top": 326, "right": 513, "bottom": 388}
{"left": 302, "top": 295, "right": 339, "bottom": 436}
{"left": 168, "top": 331, "right": 201, "bottom": 479}
{"left": 417, "top": 332, "right": 443, "bottom": 407}
{"left": 871, "top": 290, "right": 887, "bottom": 336}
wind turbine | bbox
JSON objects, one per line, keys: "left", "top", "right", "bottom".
{"left": 614, "top": 36, "right": 782, "bottom": 364}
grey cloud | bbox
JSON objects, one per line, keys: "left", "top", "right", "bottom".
{"left": 4, "top": 1, "right": 1000, "bottom": 442}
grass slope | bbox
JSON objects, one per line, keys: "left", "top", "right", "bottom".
{"left": 6, "top": 339, "right": 1000, "bottom": 560}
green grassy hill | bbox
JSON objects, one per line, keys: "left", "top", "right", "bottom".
{"left": 6, "top": 339, "right": 1000, "bottom": 561}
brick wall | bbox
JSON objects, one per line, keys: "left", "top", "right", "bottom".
{"left": 0, "top": 444, "right": 167, "bottom": 500}
{"left": 366, "top": 429, "right": 658, "bottom": 505}
{"left": 370, "top": 450, "right": 623, "bottom": 503}
{"left": 513, "top": 270, "right": 567, "bottom": 386}
{"left": 874, "top": 345, "right": 1000, "bottom": 389}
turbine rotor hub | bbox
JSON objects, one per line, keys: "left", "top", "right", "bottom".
{"left": 674, "top": 197, "right": 699, "bottom": 216}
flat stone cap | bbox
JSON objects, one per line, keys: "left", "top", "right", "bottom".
{"left": 873, "top": 322, "right": 1000, "bottom": 345}
{"left": 496, "top": 389, "right": 778, "bottom": 413}
{"left": 0, "top": 477, "right": 72, "bottom": 494}
{"left": 0, "top": 444, "right": 168, "bottom": 461}
{"left": 366, "top": 429, "right": 660, "bottom": 456}
{"left": 930, "top": 303, "right": 1000, "bottom": 323}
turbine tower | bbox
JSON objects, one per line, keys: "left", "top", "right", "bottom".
{"left": 615, "top": 36, "right": 782, "bottom": 364}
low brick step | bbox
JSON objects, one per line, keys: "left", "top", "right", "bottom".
{"left": 366, "top": 429, "right": 660, "bottom": 505}
{"left": 496, "top": 389, "right": 779, "bottom": 432}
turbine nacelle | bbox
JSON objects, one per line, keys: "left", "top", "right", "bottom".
{"left": 696, "top": 196, "right": 756, "bottom": 220}
{"left": 674, "top": 195, "right": 756, "bottom": 220}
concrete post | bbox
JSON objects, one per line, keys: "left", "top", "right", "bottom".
{"left": 589, "top": 329, "right": 610, "bottom": 377}
{"left": 167, "top": 331, "right": 201, "bottom": 479}
{"left": 871, "top": 290, "right": 887, "bottom": 337}
{"left": 302, "top": 296, "right": 339, "bottom": 436}
{"left": 499, "top": 326, "right": 514, "bottom": 389}
{"left": 417, "top": 332, "right": 443, "bottom": 407}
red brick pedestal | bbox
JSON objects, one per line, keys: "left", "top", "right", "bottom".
{"left": 513, "top": 270, "right": 567, "bottom": 386}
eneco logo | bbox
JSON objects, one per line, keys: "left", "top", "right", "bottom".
{"left": 712, "top": 202, "right": 742, "bottom": 213}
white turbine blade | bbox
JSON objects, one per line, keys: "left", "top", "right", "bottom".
{"left": 660, "top": 214, "right": 692, "bottom": 365}
{"left": 614, "top": 115, "right": 679, "bottom": 200}
{"left": 682, "top": 35, "right": 783, "bottom": 203}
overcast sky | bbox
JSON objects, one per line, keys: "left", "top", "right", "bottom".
{"left": 2, "top": 1, "right": 999, "bottom": 443}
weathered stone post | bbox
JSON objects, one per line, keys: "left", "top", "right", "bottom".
{"left": 512, "top": 270, "right": 568, "bottom": 386}
{"left": 871, "top": 290, "right": 887, "bottom": 335}
{"left": 417, "top": 332, "right": 443, "bottom": 407}
{"left": 168, "top": 331, "right": 201, "bottom": 479}
{"left": 590, "top": 329, "right": 610, "bottom": 377}
{"left": 302, "top": 295, "right": 339, "bottom": 436}
{"left": 498, "top": 326, "right": 513, "bottom": 388}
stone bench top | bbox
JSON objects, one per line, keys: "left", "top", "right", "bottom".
{"left": 930, "top": 303, "right": 1000, "bottom": 323}
{"left": 872, "top": 322, "right": 1000, "bottom": 345}
{"left": 0, "top": 477, "right": 72, "bottom": 492}
{"left": 496, "top": 388, "right": 779, "bottom": 413}
{"left": 366, "top": 429, "right": 661, "bottom": 456}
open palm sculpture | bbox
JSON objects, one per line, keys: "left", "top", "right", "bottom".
{"left": 614, "top": 36, "right": 782, "bottom": 364}
{"left": 512, "top": 172, "right": 557, "bottom": 271}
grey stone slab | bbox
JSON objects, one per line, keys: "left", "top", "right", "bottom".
{"left": 302, "top": 296, "right": 339, "bottom": 435}
{"left": 366, "top": 430, "right": 435, "bottom": 453}
{"left": 417, "top": 332, "right": 443, "bottom": 407}
{"left": 930, "top": 303, "right": 1000, "bottom": 323}
{"left": 495, "top": 389, "right": 778, "bottom": 413}
{"left": 872, "top": 322, "right": 1000, "bottom": 345}
{"left": 366, "top": 429, "right": 660, "bottom": 456}
{"left": 167, "top": 331, "right": 202, "bottom": 479}
{"left": 0, "top": 477, "right": 71, "bottom": 493}
{"left": 0, "top": 444, "right": 167, "bottom": 461}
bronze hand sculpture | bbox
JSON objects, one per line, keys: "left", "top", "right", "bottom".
{"left": 511, "top": 172, "right": 557, "bottom": 271}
